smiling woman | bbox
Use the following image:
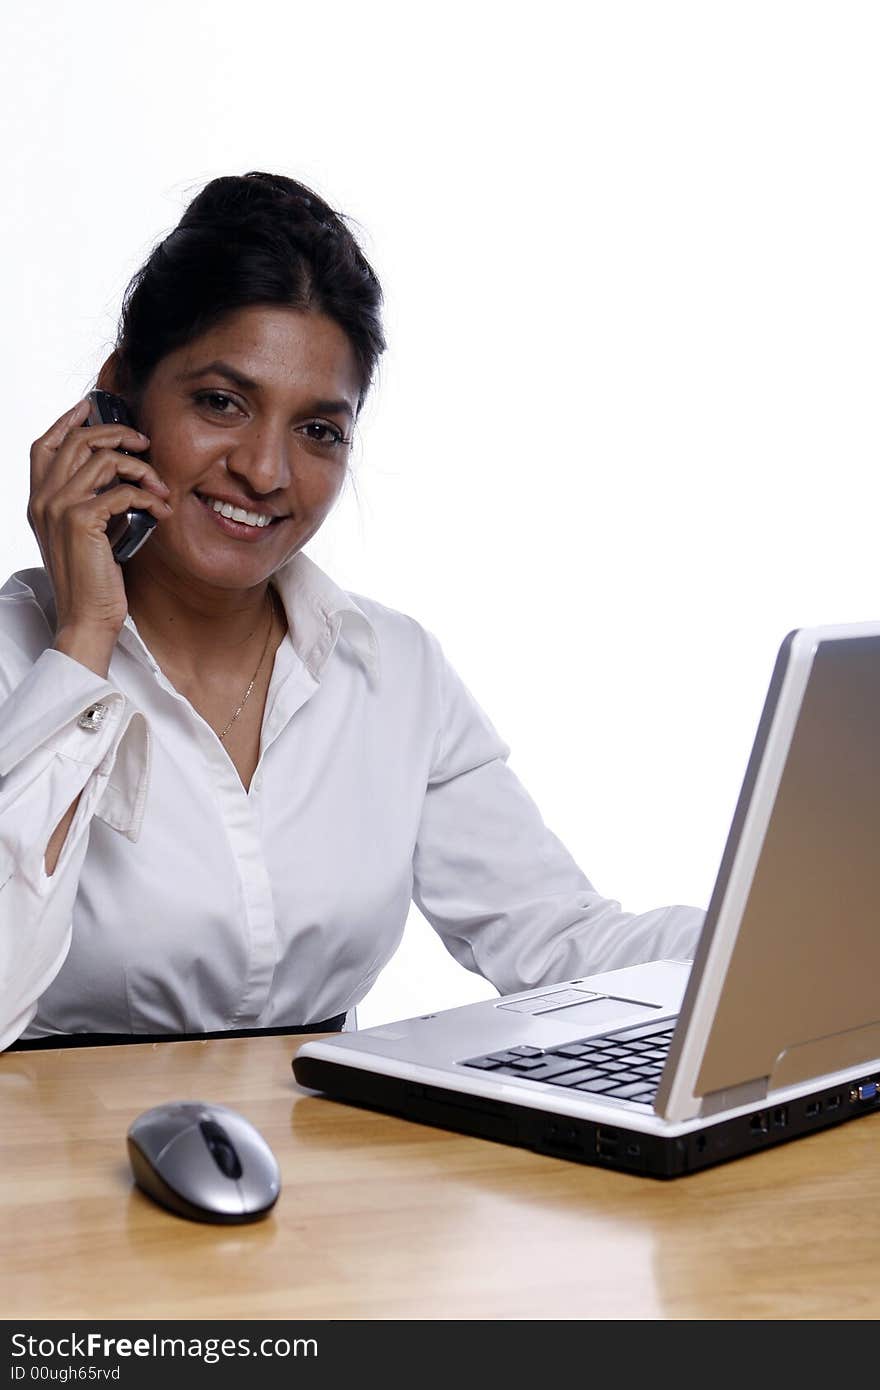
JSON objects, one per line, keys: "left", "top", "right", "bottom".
{"left": 0, "top": 170, "right": 704, "bottom": 1050}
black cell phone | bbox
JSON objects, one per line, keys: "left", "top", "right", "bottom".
{"left": 85, "top": 388, "right": 158, "bottom": 563}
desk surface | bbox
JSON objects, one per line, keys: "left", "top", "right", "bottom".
{"left": 2, "top": 1032, "right": 878, "bottom": 1320}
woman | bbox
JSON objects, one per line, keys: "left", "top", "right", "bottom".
{"left": 0, "top": 171, "right": 704, "bottom": 1050}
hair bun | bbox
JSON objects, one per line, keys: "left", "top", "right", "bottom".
{"left": 179, "top": 172, "right": 341, "bottom": 235}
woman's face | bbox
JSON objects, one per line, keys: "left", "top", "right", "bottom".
{"left": 106, "top": 304, "right": 362, "bottom": 593}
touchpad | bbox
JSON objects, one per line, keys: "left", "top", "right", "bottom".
{"left": 497, "top": 987, "right": 661, "bottom": 1027}
{"left": 538, "top": 998, "right": 660, "bottom": 1026}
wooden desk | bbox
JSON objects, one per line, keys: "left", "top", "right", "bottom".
{"left": 2, "top": 1033, "right": 878, "bottom": 1320}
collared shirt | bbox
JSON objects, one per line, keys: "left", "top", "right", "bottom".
{"left": 0, "top": 550, "right": 704, "bottom": 1050}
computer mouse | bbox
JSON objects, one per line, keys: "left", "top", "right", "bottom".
{"left": 127, "top": 1101, "right": 281, "bottom": 1224}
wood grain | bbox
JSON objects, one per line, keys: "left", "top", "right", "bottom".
{"left": 2, "top": 1033, "right": 878, "bottom": 1320}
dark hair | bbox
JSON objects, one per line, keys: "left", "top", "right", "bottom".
{"left": 111, "top": 171, "right": 386, "bottom": 420}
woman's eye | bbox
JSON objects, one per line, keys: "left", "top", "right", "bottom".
{"left": 302, "top": 421, "right": 345, "bottom": 446}
{"left": 195, "top": 391, "right": 239, "bottom": 415}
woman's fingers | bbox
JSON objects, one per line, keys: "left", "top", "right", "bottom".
{"left": 29, "top": 399, "right": 90, "bottom": 492}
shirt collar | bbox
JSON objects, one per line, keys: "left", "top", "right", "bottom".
{"left": 271, "top": 549, "right": 381, "bottom": 685}
{"left": 9, "top": 552, "right": 381, "bottom": 686}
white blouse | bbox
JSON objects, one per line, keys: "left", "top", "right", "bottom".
{"left": 0, "top": 550, "right": 704, "bottom": 1050}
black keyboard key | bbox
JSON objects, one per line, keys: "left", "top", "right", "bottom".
{"left": 505, "top": 1056, "right": 547, "bottom": 1071}
{"left": 501, "top": 1056, "right": 590, "bottom": 1082}
{"left": 572, "top": 1077, "right": 619, "bottom": 1093}
{"left": 508, "top": 1046, "right": 544, "bottom": 1057}
{"left": 551, "top": 1043, "right": 595, "bottom": 1059}
{"left": 546, "top": 1067, "right": 606, "bottom": 1087}
{"left": 599, "top": 1070, "right": 640, "bottom": 1085}
{"left": 462, "top": 1057, "right": 503, "bottom": 1069}
{"left": 485, "top": 1049, "right": 532, "bottom": 1063}
{"left": 606, "top": 1082, "right": 657, "bottom": 1099}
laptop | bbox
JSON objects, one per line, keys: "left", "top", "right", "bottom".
{"left": 293, "top": 622, "right": 880, "bottom": 1178}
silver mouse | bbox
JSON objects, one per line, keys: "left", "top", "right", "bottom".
{"left": 127, "top": 1101, "right": 281, "bottom": 1224}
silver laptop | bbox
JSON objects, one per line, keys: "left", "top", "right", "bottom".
{"left": 293, "top": 622, "right": 880, "bottom": 1177}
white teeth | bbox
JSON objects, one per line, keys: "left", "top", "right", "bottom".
{"left": 201, "top": 495, "right": 272, "bottom": 528}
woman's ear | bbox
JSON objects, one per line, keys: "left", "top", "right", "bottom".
{"left": 96, "top": 350, "right": 123, "bottom": 394}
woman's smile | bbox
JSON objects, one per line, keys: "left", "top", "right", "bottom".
{"left": 193, "top": 490, "right": 289, "bottom": 542}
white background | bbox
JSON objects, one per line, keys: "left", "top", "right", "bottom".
{"left": 2, "top": 2, "right": 877, "bottom": 1027}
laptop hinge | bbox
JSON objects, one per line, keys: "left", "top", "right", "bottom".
{"left": 698, "top": 1076, "right": 769, "bottom": 1118}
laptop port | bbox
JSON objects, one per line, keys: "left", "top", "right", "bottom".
{"left": 545, "top": 1122, "right": 584, "bottom": 1155}
{"left": 749, "top": 1111, "right": 769, "bottom": 1135}
{"left": 805, "top": 1100, "right": 822, "bottom": 1117}
{"left": 772, "top": 1106, "right": 788, "bottom": 1128}
{"left": 826, "top": 1094, "right": 840, "bottom": 1111}
{"left": 850, "top": 1081, "right": 878, "bottom": 1103}
{"left": 596, "top": 1127, "right": 619, "bottom": 1158}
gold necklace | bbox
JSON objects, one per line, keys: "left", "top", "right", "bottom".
{"left": 218, "top": 587, "right": 278, "bottom": 742}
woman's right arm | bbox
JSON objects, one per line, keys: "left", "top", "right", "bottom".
{"left": 0, "top": 641, "right": 150, "bottom": 1050}
{"left": 0, "top": 398, "right": 172, "bottom": 1048}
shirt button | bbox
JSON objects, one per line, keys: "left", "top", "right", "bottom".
{"left": 77, "top": 703, "right": 109, "bottom": 732}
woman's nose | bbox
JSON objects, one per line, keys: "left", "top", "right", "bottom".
{"left": 226, "top": 430, "right": 295, "bottom": 491}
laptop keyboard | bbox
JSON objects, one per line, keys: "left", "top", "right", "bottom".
{"left": 460, "top": 1019, "right": 677, "bottom": 1105}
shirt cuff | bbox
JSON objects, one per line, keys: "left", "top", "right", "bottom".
{"left": 0, "top": 647, "right": 151, "bottom": 842}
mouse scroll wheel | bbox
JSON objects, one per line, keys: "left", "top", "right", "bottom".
{"left": 199, "top": 1119, "right": 244, "bottom": 1180}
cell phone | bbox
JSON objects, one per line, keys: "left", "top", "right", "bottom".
{"left": 85, "top": 388, "right": 158, "bottom": 563}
